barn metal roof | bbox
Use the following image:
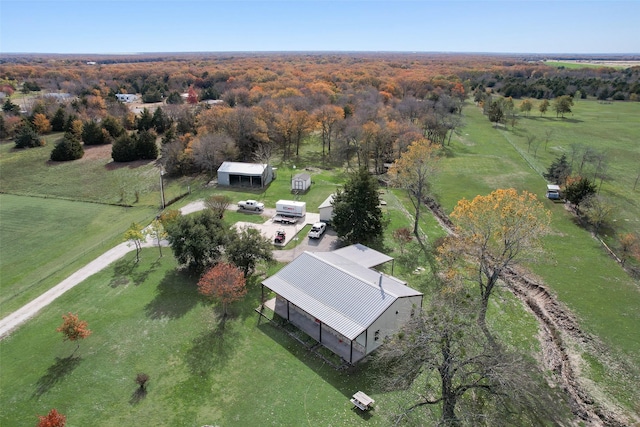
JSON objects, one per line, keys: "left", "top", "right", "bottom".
{"left": 331, "top": 243, "right": 393, "bottom": 268}
{"left": 262, "top": 249, "right": 422, "bottom": 340}
{"left": 217, "top": 161, "right": 268, "bottom": 175}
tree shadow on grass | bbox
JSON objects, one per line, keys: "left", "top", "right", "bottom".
{"left": 129, "top": 387, "right": 148, "bottom": 405}
{"left": 184, "top": 314, "right": 239, "bottom": 378}
{"left": 144, "top": 269, "right": 199, "bottom": 319}
{"left": 110, "top": 257, "right": 161, "bottom": 288}
{"left": 32, "top": 355, "right": 82, "bottom": 398}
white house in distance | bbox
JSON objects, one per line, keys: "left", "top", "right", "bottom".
{"left": 261, "top": 244, "right": 422, "bottom": 364}
{"left": 216, "top": 161, "right": 274, "bottom": 188}
{"left": 115, "top": 94, "right": 138, "bottom": 103}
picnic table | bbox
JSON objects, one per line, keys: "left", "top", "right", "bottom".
{"left": 350, "top": 391, "right": 375, "bottom": 411}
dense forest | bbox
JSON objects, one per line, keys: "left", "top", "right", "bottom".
{"left": 1, "top": 53, "right": 638, "bottom": 172}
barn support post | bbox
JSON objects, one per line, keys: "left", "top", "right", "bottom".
{"left": 350, "top": 341, "right": 353, "bottom": 364}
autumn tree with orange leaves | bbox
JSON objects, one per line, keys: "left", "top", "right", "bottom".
{"left": 441, "top": 189, "right": 551, "bottom": 340}
{"left": 197, "top": 263, "right": 247, "bottom": 317}
{"left": 389, "top": 138, "right": 440, "bottom": 254}
{"left": 56, "top": 312, "right": 91, "bottom": 353}
{"left": 37, "top": 408, "right": 66, "bottom": 427}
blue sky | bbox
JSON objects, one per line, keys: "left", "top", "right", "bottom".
{"left": 1, "top": 1, "right": 638, "bottom": 54}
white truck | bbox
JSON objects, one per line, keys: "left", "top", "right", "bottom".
{"left": 237, "top": 199, "right": 264, "bottom": 211}
{"left": 273, "top": 200, "right": 306, "bottom": 224}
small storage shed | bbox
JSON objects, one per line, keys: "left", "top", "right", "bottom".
{"left": 318, "top": 194, "right": 335, "bottom": 223}
{"left": 217, "top": 162, "right": 273, "bottom": 188}
{"left": 292, "top": 173, "right": 311, "bottom": 192}
{"left": 261, "top": 245, "right": 422, "bottom": 364}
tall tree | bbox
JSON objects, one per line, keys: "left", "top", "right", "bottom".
{"left": 487, "top": 99, "right": 504, "bottom": 128}
{"left": 564, "top": 176, "right": 597, "bottom": 213}
{"left": 51, "top": 107, "right": 66, "bottom": 132}
{"left": 314, "top": 105, "right": 343, "bottom": 157}
{"left": 553, "top": 95, "right": 574, "bottom": 118}
{"left": 32, "top": 113, "right": 52, "bottom": 134}
{"left": 37, "top": 408, "right": 66, "bottom": 427}
{"left": 198, "top": 262, "right": 247, "bottom": 317}
{"left": 331, "top": 167, "right": 386, "bottom": 249}
{"left": 442, "top": 189, "right": 551, "bottom": 339}
{"left": 519, "top": 99, "right": 533, "bottom": 116}
{"left": 375, "top": 281, "right": 563, "bottom": 426}
{"left": 124, "top": 222, "right": 146, "bottom": 263}
{"left": 388, "top": 138, "right": 440, "bottom": 254}
{"left": 165, "top": 210, "right": 230, "bottom": 273}
{"left": 544, "top": 154, "right": 572, "bottom": 185}
{"left": 148, "top": 219, "right": 166, "bottom": 258}
{"left": 538, "top": 99, "right": 550, "bottom": 116}
{"left": 56, "top": 312, "right": 91, "bottom": 353}
{"left": 226, "top": 226, "right": 274, "bottom": 277}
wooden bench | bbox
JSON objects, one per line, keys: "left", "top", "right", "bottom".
{"left": 350, "top": 391, "right": 375, "bottom": 411}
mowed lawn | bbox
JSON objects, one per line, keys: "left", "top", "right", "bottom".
{"left": 0, "top": 251, "right": 386, "bottom": 427}
{"left": 0, "top": 194, "right": 156, "bottom": 318}
{"left": 436, "top": 102, "right": 640, "bottom": 413}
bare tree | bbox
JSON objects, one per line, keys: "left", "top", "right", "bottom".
{"left": 374, "top": 282, "right": 565, "bottom": 426}
{"left": 583, "top": 194, "right": 613, "bottom": 235}
{"left": 192, "top": 132, "right": 236, "bottom": 177}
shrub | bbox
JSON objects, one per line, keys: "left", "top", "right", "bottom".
{"left": 50, "top": 136, "right": 84, "bottom": 161}
{"left": 14, "top": 124, "right": 44, "bottom": 148}
{"left": 112, "top": 134, "right": 137, "bottom": 162}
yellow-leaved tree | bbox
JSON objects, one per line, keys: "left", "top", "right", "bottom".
{"left": 441, "top": 188, "right": 551, "bottom": 339}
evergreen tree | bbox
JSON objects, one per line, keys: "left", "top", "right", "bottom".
{"left": 101, "top": 115, "right": 125, "bottom": 138}
{"left": 111, "top": 133, "right": 137, "bottom": 162}
{"left": 50, "top": 136, "right": 84, "bottom": 161}
{"left": 2, "top": 98, "right": 21, "bottom": 114}
{"left": 564, "top": 177, "right": 597, "bottom": 211}
{"left": 331, "top": 167, "right": 387, "bottom": 249}
{"left": 544, "top": 154, "right": 572, "bottom": 185}
{"left": 51, "top": 107, "right": 66, "bottom": 132}
{"left": 82, "top": 120, "right": 109, "bottom": 145}
{"left": 136, "top": 108, "right": 154, "bottom": 131}
{"left": 14, "top": 123, "right": 44, "bottom": 148}
{"left": 136, "top": 129, "right": 159, "bottom": 159}
{"left": 151, "top": 107, "right": 170, "bottom": 134}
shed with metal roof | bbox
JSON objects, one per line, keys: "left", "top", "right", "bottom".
{"left": 261, "top": 246, "right": 422, "bottom": 364}
{"left": 217, "top": 161, "right": 274, "bottom": 188}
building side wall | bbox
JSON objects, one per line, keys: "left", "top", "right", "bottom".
{"left": 365, "top": 295, "right": 422, "bottom": 355}
{"left": 217, "top": 171, "right": 230, "bottom": 186}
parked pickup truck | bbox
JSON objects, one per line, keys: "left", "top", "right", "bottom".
{"left": 273, "top": 214, "right": 298, "bottom": 224}
{"left": 237, "top": 200, "right": 264, "bottom": 211}
{"left": 308, "top": 222, "right": 326, "bottom": 239}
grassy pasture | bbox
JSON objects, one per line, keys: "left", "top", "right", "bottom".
{"left": 1, "top": 98, "right": 640, "bottom": 423}
{"left": 0, "top": 194, "right": 155, "bottom": 318}
{"left": 0, "top": 248, "right": 545, "bottom": 426}
{"left": 435, "top": 102, "right": 640, "bottom": 414}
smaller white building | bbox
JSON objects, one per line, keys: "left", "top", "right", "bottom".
{"left": 292, "top": 173, "right": 311, "bottom": 192}
{"left": 115, "top": 94, "right": 138, "bottom": 103}
{"left": 318, "top": 194, "right": 335, "bottom": 223}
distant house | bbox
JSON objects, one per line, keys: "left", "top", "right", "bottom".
{"left": 291, "top": 173, "right": 311, "bottom": 193}
{"left": 318, "top": 193, "right": 335, "bottom": 223}
{"left": 216, "top": 161, "right": 274, "bottom": 188}
{"left": 261, "top": 244, "right": 422, "bottom": 364}
{"left": 115, "top": 94, "right": 138, "bottom": 103}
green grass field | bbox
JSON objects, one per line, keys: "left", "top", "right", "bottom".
{"left": 434, "top": 101, "right": 640, "bottom": 414}
{"left": 1, "top": 98, "right": 640, "bottom": 424}
{"left": 0, "top": 249, "right": 544, "bottom": 426}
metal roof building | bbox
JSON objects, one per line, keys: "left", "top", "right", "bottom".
{"left": 261, "top": 245, "right": 422, "bottom": 364}
{"left": 217, "top": 161, "right": 273, "bottom": 188}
